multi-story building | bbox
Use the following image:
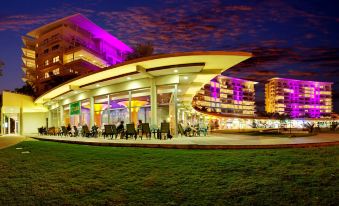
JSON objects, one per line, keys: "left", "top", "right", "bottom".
{"left": 22, "top": 13, "right": 132, "bottom": 95}
{"left": 193, "top": 76, "right": 257, "bottom": 116}
{"left": 265, "top": 78, "right": 333, "bottom": 118}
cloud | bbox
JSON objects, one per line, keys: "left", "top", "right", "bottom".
{"left": 0, "top": 7, "right": 95, "bottom": 32}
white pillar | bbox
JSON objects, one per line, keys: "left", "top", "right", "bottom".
{"left": 59, "top": 104, "right": 64, "bottom": 126}
{"left": 0, "top": 110, "right": 3, "bottom": 135}
{"left": 173, "top": 84, "right": 178, "bottom": 137}
{"left": 19, "top": 108, "right": 23, "bottom": 135}
{"left": 150, "top": 79, "right": 157, "bottom": 126}
{"left": 128, "top": 91, "right": 132, "bottom": 124}
{"left": 107, "top": 95, "right": 110, "bottom": 124}
{"left": 8, "top": 115, "right": 11, "bottom": 134}
{"left": 90, "top": 96, "right": 94, "bottom": 127}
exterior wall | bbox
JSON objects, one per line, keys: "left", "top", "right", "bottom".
{"left": 22, "top": 112, "right": 47, "bottom": 134}
{"left": 193, "top": 76, "right": 257, "bottom": 117}
{"left": 22, "top": 16, "right": 131, "bottom": 95}
{"left": 265, "top": 78, "right": 333, "bottom": 118}
{"left": 0, "top": 91, "right": 48, "bottom": 135}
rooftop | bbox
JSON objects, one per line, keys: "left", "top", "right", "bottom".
{"left": 26, "top": 13, "right": 132, "bottom": 52}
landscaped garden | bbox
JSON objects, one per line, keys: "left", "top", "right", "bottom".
{"left": 0, "top": 140, "right": 338, "bottom": 205}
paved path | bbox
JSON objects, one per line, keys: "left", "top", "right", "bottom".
{"left": 30, "top": 133, "right": 339, "bottom": 149}
{"left": 0, "top": 135, "right": 27, "bottom": 149}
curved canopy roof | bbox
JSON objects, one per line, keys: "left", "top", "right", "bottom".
{"left": 35, "top": 51, "right": 251, "bottom": 105}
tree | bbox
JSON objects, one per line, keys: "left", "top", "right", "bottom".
{"left": 303, "top": 122, "right": 315, "bottom": 133}
{"left": 126, "top": 42, "right": 154, "bottom": 60}
{"left": 14, "top": 81, "right": 37, "bottom": 97}
{"left": 43, "top": 72, "right": 78, "bottom": 92}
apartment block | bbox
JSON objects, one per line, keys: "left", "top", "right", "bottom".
{"left": 193, "top": 76, "right": 257, "bottom": 116}
{"left": 22, "top": 14, "right": 132, "bottom": 95}
{"left": 265, "top": 78, "right": 333, "bottom": 118}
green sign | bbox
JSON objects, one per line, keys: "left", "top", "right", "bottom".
{"left": 70, "top": 101, "right": 81, "bottom": 115}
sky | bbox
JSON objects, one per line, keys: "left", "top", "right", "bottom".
{"left": 0, "top": 0, "right": 338, "bottom": 112}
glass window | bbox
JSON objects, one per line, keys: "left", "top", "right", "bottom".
{"left": 94, "top": 95, "right": 109, "bottom": 128}
{"left": 53, "top": 56, "right": 60, "bottom": 63}
{"left": 53, "top": 68, "right": 60, "bottom": 75}
{"left": 109, "top": 92, "right": 130, "bottom": 125}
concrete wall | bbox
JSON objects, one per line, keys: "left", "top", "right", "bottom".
{"left": 22, "top": 112, "right": 47, "bottom": 134}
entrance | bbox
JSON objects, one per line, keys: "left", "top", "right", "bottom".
{"left": 2, "top": 113, "right": 19, "bottom": 135}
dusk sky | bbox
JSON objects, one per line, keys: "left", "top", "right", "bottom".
{"left": 0, "top": 0, "right": 338, "bottom": 112}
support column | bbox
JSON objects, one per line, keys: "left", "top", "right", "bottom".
{"left": 90, "top": 96, "right": 95, "bottom": 127}
{"left": 59, "top": 104, "right": 64, "bottom": 126}
{"left": 128, "top": 91, "right": 132, "bottom": 123}
{"left": 107, "top": 95, "right": 111, "bottom": 124}
{"left": 0, "top": 110, "right": 3, "bottom": 135}
{"left": 150, "top": 79, "right": 157, "bottom": 127}
{"left": 8, "top": 115, "right": 11, "bottom": 135}
{"left": 173, "top": 84, "right": 178, "bottom": 137}
{"left": 19, "top": 108, "right": 23, "bottom": 135}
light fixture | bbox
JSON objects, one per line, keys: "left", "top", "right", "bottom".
{"left": 174, "top": 69, "right": 178, "bottom": 73}
{"left": 79, "top": 54, "right": 83, "bottom": 57}
{"left": 127, "top": 77, "right": 131, "bottom": 80}
{"left": 178, "top": 89, "right": 182, "bottom": 92}
{"left": 96, "top": 84, "right": 100, "bottom": 87}
{"left": 183, "top": 76, "right": 188, "bottom": 80}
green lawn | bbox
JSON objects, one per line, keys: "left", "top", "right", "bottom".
{"left": 0, "top": 141, "right": 338, "bottom": 206}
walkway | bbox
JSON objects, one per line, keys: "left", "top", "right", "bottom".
{"left": 0, "top": 135, "right": 27, "bottom": 149}
{"left": 30, "top": 133, "right": 339, "bottom": 149}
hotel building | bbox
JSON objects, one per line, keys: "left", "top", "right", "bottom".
{"left": 193, "top": 76, "right": 257, "bottom": 117}
{"left": 265, "top": 78, "right": 333, "bottom": 118}
{"left": 22, "top": 14, "right": 132, "bottom": 95}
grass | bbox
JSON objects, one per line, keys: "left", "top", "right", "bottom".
{"left": 0, "top": 141, "right": 338, "bottom": 206}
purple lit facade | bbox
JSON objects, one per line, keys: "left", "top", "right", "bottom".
{"left": 193, "top": 76, "right": 257, "bottom": 116}
{"left": 22, "top": 14, "right": 132, "bottom": 95}
{"left": 265, "top": 78, "right": 333, "bottom": 118}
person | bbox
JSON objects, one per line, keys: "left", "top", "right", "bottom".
{"left": 137, "top": 120, "right": 143, "bottom": 137}
{"left": 185, "top": 122, "right": 197, "bottom": 137}
{"left": 77, "top": 123, "right": 82, "bottom": 137}
{"left": 66, "top": 124, "right": 72, "bottom": 136}
{"left": 117, "top": 121, "right": 125, "bottom": 138}
{"left": 91, "top": 123, "right": 99, "bottom": 137}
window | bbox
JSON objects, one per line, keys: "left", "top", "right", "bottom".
{"left": 45, "top": 60, "right": 49, "bottom": 66}
{"left": 52, "top": 44, "right": 59, "bottom": 50}
{"left": 44, "top": 72, "right": 49, "bottom": 78}
{"left": 53, "top": 56, "right": 60, "bottom": 63}
{"left": 53, "top": 68, "right": 60, "bottom": 75}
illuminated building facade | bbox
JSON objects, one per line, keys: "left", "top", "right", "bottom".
{"left": 193, "top": 76, "right": 257, "bottom": 116}
{"left": 21, "top": 14, "right": 132, "bottom": 95}
{"left": 265, "top": 78, "right": 333, "bottom": 118}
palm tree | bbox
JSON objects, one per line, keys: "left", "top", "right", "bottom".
{"left": 14, "top": 81, "right": 37, "bottom": 97}
{"left": 126, "top": 42, "right": 154, "bottom": 60}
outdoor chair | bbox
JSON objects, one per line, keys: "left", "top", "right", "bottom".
{"left": 61, "top": 126, "right": 70, "bottom": 137}
{"left": 126, "top": 123, "right": 137, "bottom": 140}
{"left": 198, "top": 126, "right": 208, "bottom": 136}
{"left": 82, "top": 125, "right": 91, "bottom": 137}
{"left": 160, "top": 122, "right": 171, "bottom": 140}
{"left": 38, "top": 127, "right": 47, "bottom": 135}
{"left": 73, "top": 126, "right": 79, "bottom": 137}
{"left": 178, "top": 124, "right": 185, "bottom": 137}
{"left": 141, "top": 123, "right": 152, "bottom": 140}
{"left": 103, "top": 125, "right": 114, "bottom": 139}
{"left": 111, "top": 125, "right": 118, "bottom": 139}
